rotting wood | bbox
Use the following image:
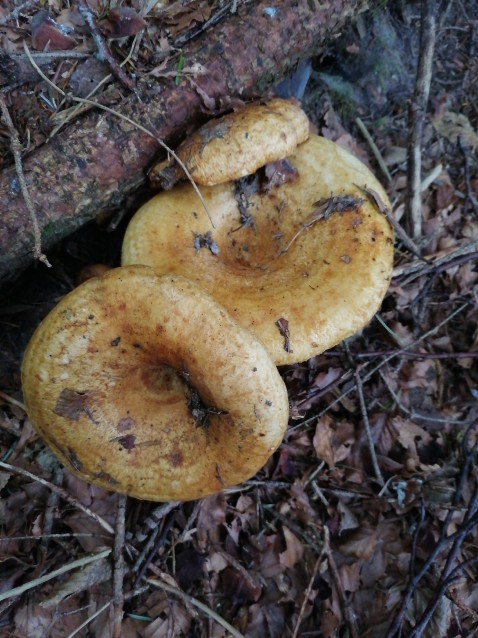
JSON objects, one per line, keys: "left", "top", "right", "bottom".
{"left": 0, "top": 0, "right": 367, "bottom": 282}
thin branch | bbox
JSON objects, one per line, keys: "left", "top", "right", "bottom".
{"left": 323, "top": 527, "right": 360, "bottom": 638}
{"left": 355, "top": 370, "right": 385, "bottom": 487}
{"left": 113, "top": 494, "right": 127, "bottom": 638}
{"left": 77, "top": 0, "right": 135, "bottom": 91}
{"left": 356, "top": 184, "right": 426, "bottom": 261}
{"left": 66, "top": 586, "right": 149, "bottom": 638}
{"left": 23, "top": 41, "right": 216, "bottom": 230}
{"left": 405, "top": 0, "right": 437, "bottom": 239}
{"left": 292, "top": 548, "right": 326, "bottom": 638}
{"left": 0, "top": 549, "right": 111, "bottom": 603}
{"left": 146, "top": 577, "right": 245, "bottom": 638}
{"left": 408, "top": 556, "right": 478, "bottom": 638}
{"left": 0, "top": 94, "right": 51, "bottom": 268}
{"left": 392, "top": 240, "right": 478, "bottom": 280}
{"left": 293, "top": 301, "right": 471, "bottom": 431}
{"left": 355, "top": 117, "right": 392, "bottom": 183}
{"left": 132, "top": 511, "right": 176, "bottom": 590}
{"left": 457, "top": 135, "right": 478, "bottom": 217}
{"left": 0, "top": 460, "right": 114, "bottom": 534}
{"left": 355, "top": 349, "right": 478, "bottom": 360}
{"left": 385, "top": 421, "right": 478, "bottom": 638}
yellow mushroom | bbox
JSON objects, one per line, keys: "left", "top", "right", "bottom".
{"left": 123, "top": 135, "right": 395, "bottom": 365}
{"left": 21, "top": 266, "right": 289, "bottom": 501}
{"left": 149, "top": 97, "right": 310, "bottom": 189}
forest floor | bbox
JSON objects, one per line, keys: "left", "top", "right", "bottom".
{"left": 0, "top": 1, "right": 477, "bottom": 637}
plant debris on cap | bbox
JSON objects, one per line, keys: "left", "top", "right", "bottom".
{"left": 149, "top": 97, "right": 310, "bottom": 189}
{"left": 123, "top": 135, "right": 395, "bottom": 365}
{"left": 21, "top": 266, "right": 289, "bottom": 501}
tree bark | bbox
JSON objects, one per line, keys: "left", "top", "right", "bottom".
{"left": 0, "top": 0, "right": 367, "bottom": 282}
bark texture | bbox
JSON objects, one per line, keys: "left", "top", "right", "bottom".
{"left": 0, "top": 0, "right": 367, "bottom": 282}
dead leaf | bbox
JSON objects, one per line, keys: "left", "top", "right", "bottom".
{"left": 279, "top": 526, "right": 303, "bottom": 567}
{"left": 31, "top": 10, "right": 76, "bottom": 50}
{"left": 338, "top": 525, "right": 378, "bottom": 561}
{"left": 99, "top": 7, "right": 146, "bottom": 39}
{"left": 313, "top": 416, "right": 355, "bottom": 467}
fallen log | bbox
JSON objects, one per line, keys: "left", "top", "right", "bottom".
{"left": 0, "top": 0, "right": 367, "bottom": 282}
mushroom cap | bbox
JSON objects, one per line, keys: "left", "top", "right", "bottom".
{"left": 21, "top": 266, "right": 289, "bottom": 501}
{"left": 123, "top": 135, "right": 395, "bottom": 365}
{"left": 149, "top": 97, "right": 310, "bottom": 188}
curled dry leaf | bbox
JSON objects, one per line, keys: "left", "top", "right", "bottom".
{"left": 313, "top": 415, "right": 355, "bottom": 468}
{"left": 99, "top": 7, "right": 146, "bottom": 39}
{"left": 279, "top": 526, "right": 304, "bottom": 568}
{"left": 338, "top": 525, "right": 378, "bottom": 561}
{"left": 31, "top": 10, "right": 76, "bottom": 50}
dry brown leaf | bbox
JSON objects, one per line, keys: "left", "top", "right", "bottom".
{"left": 313, "top": 416, "right": 355, "bottom": 467}
{"left": 279, "top": 526, "right": 303, "bottom": 568}
{"left": 338, "top": 525, "right": 378, "bottom": 561}
{"left": 337, "top": 500, "right": 359, "bottom": 534}
{"left": 339, "top": 561, "right": 361, "bottom": 593}
{"left": 195, "top": 492, "right": 227, "bottom": 550}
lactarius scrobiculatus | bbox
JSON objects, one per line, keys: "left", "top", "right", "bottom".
{"left": 123, "top": 130, "right": 395, "bottom": 365}
{"left": 21, "top": 266, "right": 289, "bottom": 501}
{"left": 149, "top": 97, "right": 310, "bottom": 189}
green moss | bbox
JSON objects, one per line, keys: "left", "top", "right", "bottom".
{"left": 41, "top": 221, "right": 57, "bottom": 243}
{"left": 318, "top": 73, "right": 359, "bottom": 118}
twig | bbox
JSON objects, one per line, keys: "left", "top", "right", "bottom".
{"left": 378, "top": 367, "right": 468, "bottom": 427}
{"left": 0, "top": 460, "right": 114, "bottom": 534}
{"left": 355, "top": 117, "right": 392, "bottom": 183}
{"left": 173, "top": 1, "right": 237, "bottom": 47}
{"left": 23, "top": 41, "right": 216, "bottom": 229}
{"left": 0, "top": 548, "right": 111, "bottom": 603}
{"left": 0, "top": 390, "right": 26, "bottom": 411}
{"left": 279, "top": 195, "right": 363, "bottom": 256}
{"left": 409, "top": 499, "right": 426, "bottom": 582}
{"left": 392, "top": 239, "right": 478, "bottom": 280}
{"left": 50, "top": 33, "right": 140, "bottom": 138}
{"left": 292, "top": 548, "right": 326, "bottom": 638}
{"left": 405, "top": 0, "right": 437, "bottom": 239}
{"left": 323, "top": 527, "right": 360, "bottom": 638}
{"left": 357, "top": 184, "right": 426, "bottom": 261}
{"left": 293, "top": 301, "right": 471, "bottom": 432}
{"left": 66, "top": 586, "right": 149, "bottom": 638}
{"left": 420, "top": 162, "right": 442, "bottom": 192}
{"left": 5, "top": 51, "right": 90, "bottom": 61}
{"left": 355, "top": 349, "right": 478, "bottom": 360}
{"left": 408, "top": 556, "right": 478, "bottom": 638}
{"left": 342, "top": 341, "right": 384, "bottom": 487}
{"left": 77, "top": 0, "right": 135, "bottom": 91}
{"left": 355, "top": 369, "right": 384, "bottom": 487}
{"left": 0, "top": 95, "right": 51, "bottom": 268}
{"left": 385, "top": 420, "right": 478, "bottom": 638}
{"left": 113, "top": 494, "right": 127, "bottom": 638}
{"left": 457, "top": 136, "right": 478, "bottom": 217}
{"left": 0, "top": 0, "right": 36, "bottom": 24}
{"left": 134, "top": 502, "right": 179, "bottom": 544}
{"left": 132, "top": 511, "right": 176, "bottom": 590}
{"left": 40, "top": 467, "right": 63, "bottom": 552}
{"left": 146, "top": 577, "right": 245, "bottom": 638}
{"left": 67, "top": 601, "right": 112, "bottom": 638}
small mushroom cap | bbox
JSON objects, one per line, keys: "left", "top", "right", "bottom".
{"left": 123, "top": 135, "right": 395, "bottom": 365}
{"left": 21, "top": 266, "right": 289, "bottom": 501}
{"left": 149, "top": 97, "right": 310, "bottom": 188}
